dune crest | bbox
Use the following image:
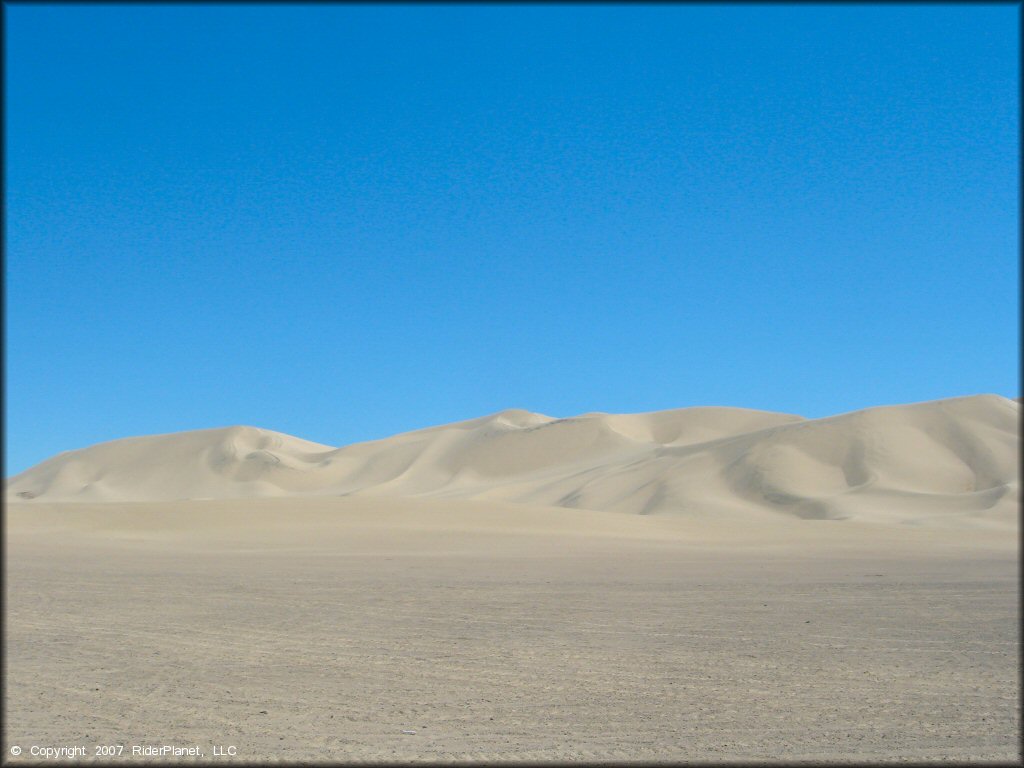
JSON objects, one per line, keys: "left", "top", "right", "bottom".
{"left": 6, "top": 395, "right": 1019, "bottom": 524}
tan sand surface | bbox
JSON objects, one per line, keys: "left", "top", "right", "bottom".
{"left": 4, "top": 497, "right": 1019, "bottom": 763}
{"left": 7, "top": 395, "right": 1019, "bottom": 525}
{"left": 4, "top": 395, "right": 1019, "bottom": 762}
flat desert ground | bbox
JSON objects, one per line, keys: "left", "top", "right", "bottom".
{"left": 4, "top": 395, "right": 1020, "bottom": 762}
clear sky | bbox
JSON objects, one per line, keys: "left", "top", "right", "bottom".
{"left": 4, "top": 3, "right": 1019, "bottom": 476}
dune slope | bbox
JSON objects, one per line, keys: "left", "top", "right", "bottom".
{"left": 5, "top": 395, "right": 1019, "bottom": 524}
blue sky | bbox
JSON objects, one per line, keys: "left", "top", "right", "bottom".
{"left": 4, "top": 4, "right": 1019, "bottom": 475}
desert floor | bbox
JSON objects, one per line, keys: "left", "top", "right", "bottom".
{"left": 4, "top": 498, "right": 1020, "bottom": 763}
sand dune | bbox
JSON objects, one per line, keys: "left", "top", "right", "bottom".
{"left": 6, "top": 394, "right": 1019, "bottom": 525}
{"left": 6, "top": 395, "right": 1019, "bottom": 762}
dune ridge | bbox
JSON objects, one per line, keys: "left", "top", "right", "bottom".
{"left": 6, "top": 394, "right": 1019, "bottom": 524}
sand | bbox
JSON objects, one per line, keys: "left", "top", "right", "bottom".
{"left": 7, "top": 395, "right": 1019, "bottom": 525}
{"left": 4, "top": 395, "right": 1020, "bottom": 762}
